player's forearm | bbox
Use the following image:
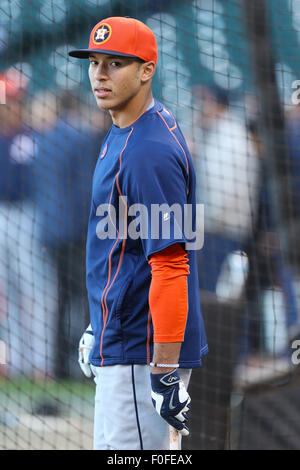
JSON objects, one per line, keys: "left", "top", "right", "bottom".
{"left": 148, "top": 243, "right": 189, "bottom": 373}
{"left": 151, "top": 342, "right": 182, "bottom": 374}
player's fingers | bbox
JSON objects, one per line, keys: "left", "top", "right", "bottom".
{"left": 84, "top": 367, "right": 92, "bottom": 378}
{"left": 175, "top": 411, "right": 184, "bottom": 422}
{"left": 79, "top": 362, "right": 92, "bottom": 378}
{"left": 178, "top": 397, "right": 191, "bottom": 414}
{"left": 179, "top": 425, "right": 189, "bottom": 437}
{"left": 170, "top": 418, "right": 189, "bottom": 436}
{"left": 166, "top": 416, "right": 188, "bottom": 434}
{"left": 182, "top": 398, "right": 191, "bottom": 413}
{"left": 182, "top": 404, "right": 190, "bottom": 413}
{"left": 175, "top": 411, "right": 189, "bottom": 423}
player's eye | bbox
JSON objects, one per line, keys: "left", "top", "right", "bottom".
{"left": 90, "top": 60, "right": 98, "bottom": 66}
{"left": 111, "top": 61, "right": 122, "bottom": 67}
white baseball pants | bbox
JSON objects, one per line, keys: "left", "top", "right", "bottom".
{"left": 91, "top": 364, "right": 191, "bottom": 450}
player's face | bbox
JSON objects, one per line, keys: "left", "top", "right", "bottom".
{"left": 88, "top": 53, "right": 145, "bottom": 112}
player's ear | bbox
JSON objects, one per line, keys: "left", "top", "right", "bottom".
{"left": 140, "top": 61, "right": 156, "bottom": 83}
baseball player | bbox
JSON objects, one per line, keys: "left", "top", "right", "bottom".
{"left": 69, "top": 16, "right": 208, "bottom": 450}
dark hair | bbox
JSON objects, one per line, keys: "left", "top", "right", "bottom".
{"left": 208, "top": 84, "right": 229, "bottom": 107}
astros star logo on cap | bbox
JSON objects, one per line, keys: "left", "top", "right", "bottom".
{"left": 93, "top": 23, "right": 112, "bottom": 45}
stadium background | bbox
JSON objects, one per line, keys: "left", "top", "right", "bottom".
{"left": 1, "top": 0, "right": 300, "bottom": 450}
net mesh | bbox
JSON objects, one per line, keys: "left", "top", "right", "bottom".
{"left": 0, "top": 0, "right": 300, "bottom": 450}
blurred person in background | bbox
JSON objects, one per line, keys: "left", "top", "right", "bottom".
{"left": 0, "top": 68, "right": 51, "bottom": 378}
{"left": 283, "top": 106, "right": 300, "bottom": 338}
{"left": 191, "top": 86, "right": 295, "bottom": 384}
{"left": 34, "top": 90, "right": 108, "bottom": 378}
{"left": 191, "top": 84, "right": 260, "bottom": 296}
{"left": 234, "top": 119, "right": 298, "bottom": 385}
{"left": 286, "top": 103, "right": 300, "bottom": 283}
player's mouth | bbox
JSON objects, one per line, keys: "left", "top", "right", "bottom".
{"left": 94, "top": 87, "right": 112, "bottom": 98}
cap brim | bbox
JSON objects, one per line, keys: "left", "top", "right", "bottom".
{"left": 68, "top": 48, "right": 140, "bottom": 59}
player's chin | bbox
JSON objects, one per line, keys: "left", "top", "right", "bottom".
{"left": 94, "top": 97, "right": 112, "bottom": 110}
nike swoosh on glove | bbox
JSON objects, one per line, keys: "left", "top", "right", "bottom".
{"left": 150, "top": 369, "right": 191, "bottom": 436}
{"left": 78, "top": 324, "right": 94, "bottom": 378}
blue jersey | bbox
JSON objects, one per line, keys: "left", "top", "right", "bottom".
{"left": 86, "top": 99, "right": 208, "bottom": 368}
{"left": 0, "top": 127, "right": 35, "bottom": 202}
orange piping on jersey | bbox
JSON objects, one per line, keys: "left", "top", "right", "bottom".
{"left": 167, "top": 108, "right": 179, "bottom": 133}
{"left": 99, "top": 185, "right": 119, "bottom": 361}
{"left": 101, "top": 217, "right": 127, "bottom": 363}
{"left": 156, "top": 110, "right": 190, "bottom": 195}
{"left": 99, "top": 222, "right": 119, "bottom": 365}
{"left": 99, "top": 154, "right": 122, "bottom": 361}
{"left": 99, "top": 128, "right": 133, "bottom": 366}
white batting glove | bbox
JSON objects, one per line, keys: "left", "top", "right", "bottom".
{"left": 78, "top": 324, "right": 94, "bottom": 378}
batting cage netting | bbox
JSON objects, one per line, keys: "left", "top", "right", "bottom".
{"left": 1, "top": 0, "right": 300, "bottom": 451}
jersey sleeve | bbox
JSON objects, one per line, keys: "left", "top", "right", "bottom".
{"left": 148, "top": 243, "right": 189, "bottom": 342}
{"left": 123, "top": 140, "right": 190, "bottom": 258}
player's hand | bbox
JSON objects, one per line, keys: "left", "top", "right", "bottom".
{"left": 150, "top": 369, "right": 191, "bottom": 436}
{"left": 78, "top": 324, "right": 94, "bottom": 378}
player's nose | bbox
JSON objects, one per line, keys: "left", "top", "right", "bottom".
{"left": 93, "top": 62, "right": 109, "bottom": 80}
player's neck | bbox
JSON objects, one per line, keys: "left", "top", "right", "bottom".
{"left": 110, "top": 90, "right": 154, "bottom": 129}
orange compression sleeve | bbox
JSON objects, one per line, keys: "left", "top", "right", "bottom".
{"left": 148, "top": 243, "right": 190, "bottom": 343}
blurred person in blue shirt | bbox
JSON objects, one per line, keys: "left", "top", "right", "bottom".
{"left": 232, "top": 119, "right": 299, "bottom": 386}
{"left": 190, "top": 85, "right": 260, "bottom": 294}
{"left": 284, "top": 108, "right": 300, "bottom": 336}
{"left": 0, "top": 68, "right": 52, "bottom": 377}
{"left": 34, "top": 90, "right": 108, "bottom": 378}
{"left": 286, "top": 106, "right": 300, "bottom": 218}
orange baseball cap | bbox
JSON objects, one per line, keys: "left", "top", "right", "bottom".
{"left": 69, "top": 17, "right": 157, "bottom": 64}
